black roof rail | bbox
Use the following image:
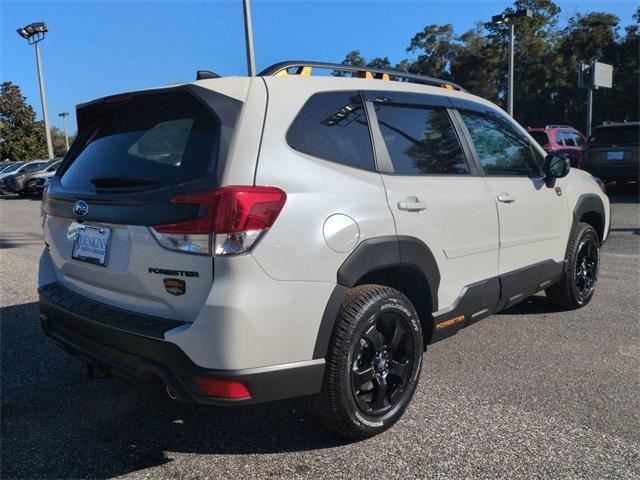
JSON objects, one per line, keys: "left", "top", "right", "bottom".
{"left": 258, "top": 60, "right": 466, "bottom": 92}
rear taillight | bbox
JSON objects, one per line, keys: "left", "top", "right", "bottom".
{"left": 151, "top": 186, "right": 286, "bottom": 256}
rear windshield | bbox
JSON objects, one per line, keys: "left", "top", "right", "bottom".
{"left": 529, "top": 131, "right": 549, "bottom": 146}
{"left": 588, "top": 125, "right": 639, "bottom": 146}
{"left": 60, "top": 91, "right": 219, "bottom": 191}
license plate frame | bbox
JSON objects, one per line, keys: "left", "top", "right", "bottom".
{"left": 72, "top": 224, "right": 111, "bottom": 267}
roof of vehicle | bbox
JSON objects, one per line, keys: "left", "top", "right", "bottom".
{"left": 596, "top": 121, "right": 640, "bottom": 128}
{"left": 527, "top": 125, "right": 581, "bottom": 131}
{"left": 79, "top": 60, "right": 472, "bottom": 108}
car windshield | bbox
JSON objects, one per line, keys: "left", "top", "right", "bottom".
{"left": 1, "top": 163, "right": 25, "bottom": 173}
{"left": 588, "top": 125, "right": 639, "bottom": 146}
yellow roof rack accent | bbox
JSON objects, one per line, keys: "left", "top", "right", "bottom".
{"left": 275, "top": 66, "right": 313, "bottom": 77}
{"left": 259, "top": 60, "right": 465, "bottom": 92}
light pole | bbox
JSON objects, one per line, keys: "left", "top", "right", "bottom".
{"left": 492, "top": 9, "right": 533, "bottom": 117}
{"left": 242, "top": 0, "right": 256, "bottom": 76}
{"left": 17, "top": 22, "right": 54, "bottom": 159}
{"left": 58, "top": 112, "right": 70, "bottom": 153}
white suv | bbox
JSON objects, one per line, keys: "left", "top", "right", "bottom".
{"left": 39, "top": 61, "right": 610, "bottom": 438}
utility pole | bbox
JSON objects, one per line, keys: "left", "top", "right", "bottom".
{"left": 59, "top": 112, "right": 70, "bottom": 152}
{"left": 507, "top": 22, "right": 515, "bottom": 117}
{"left": 242, "top": 0, "right": 256, "bottom": 76}
{"left": 492, "top": 9, "right": 533, "bottom": 117}
{"left": 17, "top": 22, "right": 54, "bottom": 159}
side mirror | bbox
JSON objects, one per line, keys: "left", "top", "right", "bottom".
{"left": 544, "top": 153, "right": 571, "bottom": 180}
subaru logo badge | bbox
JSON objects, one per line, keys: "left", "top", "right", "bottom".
{"left": 73, "top": 200, "right": 89, "bottom": 217}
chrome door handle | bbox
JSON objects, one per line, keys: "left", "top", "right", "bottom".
{"left": 497, "top": 193, "right": 516, "bottom": 204}
{"left": 398, "top": 196, "right": 427, "bottom": 212}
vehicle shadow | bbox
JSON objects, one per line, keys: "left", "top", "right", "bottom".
{"left": 1, "top": 302, "right": 351, "bottom": 480}
{"left": 0, "top": 232, "right": 44, "bottom": 249}
{"left": 0, "top": 194, "right": 41, "bottom": 201}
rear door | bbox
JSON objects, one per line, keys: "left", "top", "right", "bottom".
{"left": 43, "top": 84, "right": 246, "bottom": 321}
{"left": 365, "top": 91, "right": 499, "bottom": 312}
{"left": 454, "top": 105, "right": 569, "bottom": 277}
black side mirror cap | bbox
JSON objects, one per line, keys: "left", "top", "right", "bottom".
{"left": 543, "top": 153, "right": 571, "bottom": 182}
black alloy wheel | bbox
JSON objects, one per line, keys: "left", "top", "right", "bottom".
{"left": 350, "top": 312, "right": 414, "bottom": 415}
{"left": 546, "top": 222, "right": 601, "bottom": 309}
{"left": 311, "top": 285, "right": 423, "bottom": 439}
{"left": 574, "top": 232, "right": 600, "bottom": 303}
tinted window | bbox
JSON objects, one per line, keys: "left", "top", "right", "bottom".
{"left": 461, "top": 111, "right": 541, "bottom": 177}
{"left": 561, "top": 131, "right": 576, "bottom": 146}
{"left": 588, "top": 125, "right": 639, "bottom": 146}
{"left": 23, "top": 163, "right": 47, "bottom": 173}
{"left": 376, "top": 105, "right": 468, "bottom": 175}
{"left": 571, "top": 132, "right": 585, "bottom": 146}
{"left": 529, "top": 131, "right": 549, "bottom": 146}
{"left": 60, "top": 91, "right": 219, "bottom": 191}
{"left": 287, "top": 91, "right": 374, "bottom": 170}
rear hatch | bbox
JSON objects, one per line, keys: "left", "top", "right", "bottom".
{"left": 584, "top": 124, "right": 639, "bottom": 166}
{"left": 42, "top": 84, "right": 243, "bottom": 322}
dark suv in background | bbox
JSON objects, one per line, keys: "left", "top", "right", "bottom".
{"left": 582, "top": 122, "right": 639, "bottom": 183}
{"left": 527, "top": 125, "right": 586, "bottom": 167}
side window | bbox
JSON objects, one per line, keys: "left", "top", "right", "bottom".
{"left": 561, "top": 131, "right": 576, "bottom": 147}
{"left": 23, "top": 163, "right": 42, "bottom": 173}
{"left": 571, "top": 132, "right": 584, "bottom": 146}
{"left": 287, "top": 91, "right": 374, "bottom": 171}
{"left": 460, "top": 110, "right": 541, "bottom": 177}
{"left": 555, "top": 132, "right": 566, "bottom": 146}
{"left": 375, "top": 104, "right": 469, "bottom": 175}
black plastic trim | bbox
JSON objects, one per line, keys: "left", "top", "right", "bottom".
{"left": 573, "top": 193, "right": 606, "bottom": 242}
{"left": 312, "top": 285, "right": 350, "bottom": 359}
{"left": 39, "top": 283, "right": 324, "bottom": 405}
{"left": 336, "top": 235, "right": 440, "bottom": 312}
{"left": 430, "top": 259, "right": 564, "bottom": 342}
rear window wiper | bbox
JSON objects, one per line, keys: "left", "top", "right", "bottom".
{"left": 90, "top": 176, "right": 161, "bottom": 188}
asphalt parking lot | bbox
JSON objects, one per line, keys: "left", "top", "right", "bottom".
{"left": 1, "top": 184, "right": 639, "bottom": 479}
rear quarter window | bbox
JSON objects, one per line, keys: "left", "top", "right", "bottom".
{"left": 286, "top": 91, "right": 375, "bottom": 171}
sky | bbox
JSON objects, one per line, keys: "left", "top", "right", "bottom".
{"left": 2, "top": 0, "right": 638, "bottom": 134}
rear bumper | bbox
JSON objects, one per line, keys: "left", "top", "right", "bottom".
{"left": 584, "top": 163, "right": 639, "bottom": 181}
{"left": 39, "top": 283, "right": 324, "bottom": 405}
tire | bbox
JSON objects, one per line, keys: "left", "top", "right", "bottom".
{"left": 311, "top": 285, "right": 423, "bottom": 439}
{"left": 24, "top": 180, "right": 38, "bottom": 197}
{"left": 546, "top": 222, "right": 600, "bottom": 309}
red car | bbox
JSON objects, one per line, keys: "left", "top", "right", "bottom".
{"left": 527, "top": 125, "right": 586, "bottom": 166}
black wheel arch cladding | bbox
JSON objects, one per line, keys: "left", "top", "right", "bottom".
{"left": 573, "top": 193, "right": 606, "bottom": 242}
{"left": 313, "top": 235, "right": 440, "bottom": 359}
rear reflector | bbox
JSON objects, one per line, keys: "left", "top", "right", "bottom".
{"left": 193, "top": 377, "right": 252, "bottom": 399}
{"left": 151, "top": 186, "right": 286, "bottom": 256}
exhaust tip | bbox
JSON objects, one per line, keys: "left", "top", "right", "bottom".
{"left": 166, "top": 386, "right": 177, "bottom": 400}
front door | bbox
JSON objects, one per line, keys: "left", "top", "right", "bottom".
{"left": 457, "top": 109, "right": 569, "bottom": 275}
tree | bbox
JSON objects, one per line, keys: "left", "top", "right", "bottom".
{"left": 51, "top": 126, "right": 75, "bottom": 157}
{"left": 406, "top": 24, "right": 459, "bottom": 79}
{"left": 337, "top": 0, "right": 639, "bottom": 130}
{"left": 0, "top": 82, "right": 47, "bottom": 162}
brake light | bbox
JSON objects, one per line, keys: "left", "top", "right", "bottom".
{"left": 193, "top": 377, "right": 251, "bottom": 399}
{"left": 151, "top": 186, "right": 286, "bottom": 256}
